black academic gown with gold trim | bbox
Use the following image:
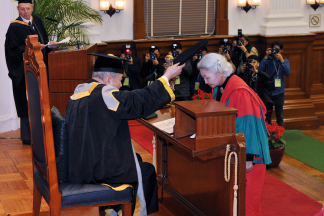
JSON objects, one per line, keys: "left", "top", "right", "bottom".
{"left": 65, "top": 77, "right": 174, "bottom": 214}
{"left": 5, "top": 16, "right": 49, "bottom": 117}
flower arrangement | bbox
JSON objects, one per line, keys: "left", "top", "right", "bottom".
{"left": 265, "top": 121, "right": 286, "bottom": 148}
{"left": 192, "top": 89, "right": 212, "bottom": 100}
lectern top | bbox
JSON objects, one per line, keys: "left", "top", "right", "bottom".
{"left": 174, "top": 99, "right": 238, "bottom": 117}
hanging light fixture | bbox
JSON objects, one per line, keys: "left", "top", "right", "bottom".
{"left": 237, "top": 0, "right": 260, "bottom": 13}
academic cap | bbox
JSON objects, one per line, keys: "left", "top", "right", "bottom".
{"left": 88, "top": 53, "right": 127, "bottom": 74}
{"left": 17, "top": 0, "right": 33, "bottom": 4}
{"left": 173, "top": 39, "right": 209, "bottom": 65}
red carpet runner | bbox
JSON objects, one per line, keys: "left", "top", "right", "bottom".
{"left": 129, "top": 121, "right": 323, "bottom": 216}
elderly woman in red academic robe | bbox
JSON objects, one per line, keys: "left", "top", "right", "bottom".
{"left": 197, "top": 53, "right": 272, "bottom": 216}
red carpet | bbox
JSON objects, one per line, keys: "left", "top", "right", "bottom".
{"left": 129, "top": 121, "right": 323, "bottom": 216}
{"left": 262, "top": 173, "right": 323, "bottom": 216}
{"left": 129, "top": 120, "right": 154, "bottom": 154}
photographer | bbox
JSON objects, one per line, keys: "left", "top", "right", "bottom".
{"left": 140, "top": 45, "right": 165, "bottom": 87}
{"left": 120, "top": 45, "right": 142, "bottom": 90}
{"left": 259, "top": 41, "right": 291, "bottom": 127}
{"left": 218, "top": 39, "right": 236, "bottom": 72}
{"left": 240, "top": 55, "right": 270, "bottom": 103}
{"left": 169, "top": 42, "right": 193, "bottom": 101}
{"left": 191, "top": 47, "right": 211, "bottom": 96}
{"left": 236, "top": 34, "right": 258, "bottom": 74}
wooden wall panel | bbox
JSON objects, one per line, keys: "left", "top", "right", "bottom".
{"left": 311, "top": 32, "right": 324, "bottom": 95}
{"left": 284, "top": 51, "right": 303, "bottom": 89}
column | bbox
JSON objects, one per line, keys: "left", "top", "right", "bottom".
{"left": 261, "top": 0, "right": 308, "bottom": 35}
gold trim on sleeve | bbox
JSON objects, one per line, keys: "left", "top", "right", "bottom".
{"left": 101, "top": 183, "right": 133, "bottom": 191}
{"left": 107, "top": 90, "right": 120, "bottom": 111}
{"left": 158, "top": 77, "right": 175, "bottom": 102}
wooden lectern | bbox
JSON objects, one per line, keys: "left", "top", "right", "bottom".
{"left": 138, "top": 100, "right": 246, "bottom": 216}
{"left": 47, "top": 44, "right": 97, "bottom": 116}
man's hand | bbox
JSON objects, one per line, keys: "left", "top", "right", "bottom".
{"left": 163, "top": 63, "right": 185, "bottom": 81}
{"left": 264, "top": 48, "right": 271, "bottom": 59}
{"left": 144, "top": 54, "right": 150, "bottom": 62}
{"left": 238, "top": 43, "right": 247, "bottom": 52}
{"left": 192, "top": 55, "right": 198, "bottom": 61}
{"left": 127, "top": 56, "right": 133, "bottom": 65}
{"left": 218, "top": 47, "right": 223, "bottom": 54}
{"left": 152, "top": 58, "right": 159, "bottom": 65}
{"left": 252, "top": 63, "right": 258, "bottom": 73}
{"left": 275, "top": 53, "right": 284, "bottom": 63}
{"left": 246, "top": 161, "right": 254, "bottom": 173}
{"left": 40, "top": 44, "right": 46, "bottom": 50}
{"left": 242, "top": 62, "right": 247, "bottom": 72}
{"left": 48, "top": 41, "right": 59, "bottom": 49}
{"left": 224, "top": 52, "right": 231, "bottom": 61}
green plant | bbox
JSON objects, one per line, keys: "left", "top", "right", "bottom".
{"left": 33, "top": 0, "right": 102, "bottom": 47}
{"left": 265, "top": 121, "right": 286, "bottom": 148}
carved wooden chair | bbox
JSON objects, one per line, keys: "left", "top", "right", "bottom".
{"left": 23, "top": 35, "right": 133, "bottom": 216}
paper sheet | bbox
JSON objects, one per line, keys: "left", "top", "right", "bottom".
{"left": 46, "top": 37, "right": 70, "bottom": 45}
{"left": 152, "top": 118, "right": 175, "bottom": 134}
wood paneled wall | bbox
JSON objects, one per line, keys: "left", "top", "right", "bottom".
{"left": 100, "top": 32, "right": 324, "bottom": 101}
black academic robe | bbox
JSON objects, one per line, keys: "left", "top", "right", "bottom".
{"left": 5, "top": 15, "right": 49, "bottom": 117}
{"left": 65, "top": 78, "right": 173, "bottom": 214}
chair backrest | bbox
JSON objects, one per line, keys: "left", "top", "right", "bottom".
{"left": 23, "top": 35, "right": 61, "bottom": 207}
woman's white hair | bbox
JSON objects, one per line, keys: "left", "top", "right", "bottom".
{"left": 92, "top": 71, "right": 118, "bottom": 80}
{"left": 197, "top": 53, "right": 234, "bottom": 77}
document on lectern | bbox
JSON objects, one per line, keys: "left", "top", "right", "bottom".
{"left": 152, "top": 118, "right": 175, "bottom": 134}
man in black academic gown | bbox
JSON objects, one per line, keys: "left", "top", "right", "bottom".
{"left": 5, "top": 0, "right": 58, "bottom": 144}
{"left": 65, "top": 54, "right": 185, "bottom": 215}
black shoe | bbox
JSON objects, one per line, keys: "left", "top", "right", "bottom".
{"left": 22, "top": 140, "right": 31, "bottom": 145}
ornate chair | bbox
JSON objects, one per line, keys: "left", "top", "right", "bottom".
{"left": 23, "top": 35, "right": 133, "bottom": 216}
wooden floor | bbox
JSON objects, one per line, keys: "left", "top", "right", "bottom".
{"left": 0, "top": 127, "right": 323, "bottom": 216}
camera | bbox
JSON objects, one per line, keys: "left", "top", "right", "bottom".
{"left": 222, "top": 38, "right": 229, "bottom": 53}
{"left": 150, "top": 53, "right": 157, "bottom": 60}
{"left": 125, "top": 44, "right": 131, "bottom": 59}
{"left": 245, "top": 59, "right": 253, "bottom": 71}
{"left": 268, "top": 48, "right": 280, "bottom": 60}
{"left": 171, "top": 43, "right": 179, "bottom": 58}
{"left": 237, "top": 29, "right": 244, "bottom": 46}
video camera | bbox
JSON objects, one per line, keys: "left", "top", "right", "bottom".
{"left": 268, "top": 48, "right": 280, "bottom": 60}
{"left": 171, "top": 43, "right": 179, "bottom": 58}
{"left": 149, "top": 45, "right": 158, "bottom": 60}
{"left": 125, "top": 45, "right": 131, "bottom": 59}
{"left": 237, "top": 29, "right": 244, "bottom": 46}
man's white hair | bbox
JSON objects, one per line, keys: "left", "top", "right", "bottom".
{"left": 197, "top": 53, "right": 234, "bottom": 77}
{"left": 92, "top": 71, "right": 118, "bottom": 80}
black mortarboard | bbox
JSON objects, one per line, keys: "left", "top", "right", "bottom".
{"left": 88, "top": 53, "right": 127, "bottom": 74}
{"left": 173, "top": 39, "right": 209, "bottom": 65}
{"left": 17, "top": 0, "right": 33, "bottom": 4}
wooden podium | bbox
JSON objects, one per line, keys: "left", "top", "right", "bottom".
{"left": 138, "top": 100, "right": 246, "bottom": 216}
{"left": 48, "top": 44, "right": 97, "bottom": 116}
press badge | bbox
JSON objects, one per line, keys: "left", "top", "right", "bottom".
{"left": 175, "top": 76, "right": 180, "bottom": 85}
{"left": 275, "top": 79, "right": 281, "bottom": 87}
{"left": 148, "top": 81, "right": 153, "bottom": 86}
{"left": 195, "top": 82, "right": 200, "bottom": 90}
{"left": 123, "top": 77, "right": 129, "bottom": 86}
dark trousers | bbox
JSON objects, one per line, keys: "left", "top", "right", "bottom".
{"left": 20, "top": 116, "right": 30, "bottom": 141}
{"left": 265, "top": 92, "right": 285, "bottom": 127}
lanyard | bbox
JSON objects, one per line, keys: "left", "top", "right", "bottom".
{"left": 273, "top": 61, "right": 281, "bottom": 78}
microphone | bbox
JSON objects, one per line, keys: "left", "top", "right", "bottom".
{"left": 45, "top": 17, "right": 80, "bottom": 50}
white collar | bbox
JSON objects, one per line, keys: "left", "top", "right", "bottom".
{"left": 20, "top": 15, "right": 32, "bottom": 23}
